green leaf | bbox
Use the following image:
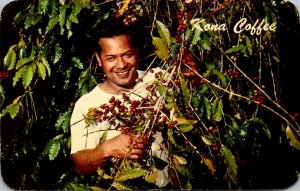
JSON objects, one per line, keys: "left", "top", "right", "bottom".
{"left": 4, "top": 45, "right": 17, "bottom": 70}
{"left": 213, "top": 98, "right": 223, "bottom": 122}
{"left": 13, "top": 65, "right": 28, "bottom": 86}
{"left": 38, "top": 0, "right": 49, "bottom": 14}
{"left": 225, "top": 45, "right": 246, "bottom": 54}
{"left": 244, "top": 35, "right": 252, "bottom": 55}
{"left": 212, "top": 69, "right": 227, "bottom": 87}
{"left": 156, "top": 20, "right": 171, "bottom": 47}
{"left": 116, "top": 167, "right": 146, "bottom": 182}
{"left": 199, "top": 84, "right": 209, "bottom": 95}
{"left": 0, "top": 84, "right": 5, "bottom": 105}
{"left": 41, "top": 56, "right": 51, "bottom": 76}
{"left": 286, "top": 126, "right": 300, "bottom": 150}
{"left": 158, "top": 85, "right": 167, "bottom": 96}
{"left": 180, "top": 78, "right": 190, "bottom": 106}
{"left": 152, "top": 37, "right": 169, "bottom": 60}
{"left": 36, "top": 62, "right": 47, "bottom": 80}
{"left": 49, "top": 140, "right": 61, "bottom": 160}
{"left": 221, "top": 144, "right": 238, "bottom": 181}
{"left": 179, "top": 124, "right": 193, "bottom": 132}
{"left": 1, "top": 103, "right": 20, "bottom": 119}
{"left": 59, "top": 5, "right": 67, "bottom": 34}
{"left": 145, "top": 171, "right": 158, "bottom": 183}
{"left": 175, "top": 165, "right": 193, "bottom": 179}
{"left": 54, "top": 44, "right": 62, "bottom": 64}
{"left": 69, "top": 12, "right": 78, "bottom": 23}
{"left": 55, "top": 108, "right": 72, "bottom": 133}
{"left": 191, "top": 28, "right": 201, "bottom": 45}
{"left": 200, "top": 38, "right": 211, "bottom": 50}
{"left": 99, "top": 130, "right": 108, "bottom": 144}
{"left": 167, "top": 129, "right": 177, "bottom": 147}
{"left": 68, "top": 183, "right": 91, "bottom": 190}
{"left": 22, "top": 64, "right": 35, "bottom": 87}
{"left": 112, "top": 182, "right": 132, "bottom": 190}
{"left": 191, "top": 96, "right": 200, "bottom": 108}
{"left": 16, "top": 57, "right": 33, "bottom": 70}
{"left": 46, "top": 15, "right": 59, "bottom": 33}
{"left": 72, "top": 57, "right": 83, "bottom": 69}
{"left": 203, "top": 96, "right": 211, "bottom": 120}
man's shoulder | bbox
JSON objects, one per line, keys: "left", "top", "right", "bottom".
{"left": 74, "top": 85, "right": 104, "bottom": 106}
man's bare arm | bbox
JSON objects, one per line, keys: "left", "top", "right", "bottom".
{"left": 71, "top": 134, "right": 149, "bottom": 174}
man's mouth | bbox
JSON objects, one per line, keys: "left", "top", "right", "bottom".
{"left": 115, "top": 69, "right": 130, "bottom": 77}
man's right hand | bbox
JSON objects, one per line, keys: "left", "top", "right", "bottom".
{"left": 103, "top": 134, "right": 150, "bottom": 160}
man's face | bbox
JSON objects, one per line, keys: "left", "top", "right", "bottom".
{"left": 96, "top": 34, "right": 138, "bottom": 90}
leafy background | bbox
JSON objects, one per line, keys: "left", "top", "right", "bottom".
{"left": 1, "top": 0, "right": 300, "bottom": 190}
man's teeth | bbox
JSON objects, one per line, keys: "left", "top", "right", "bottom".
{"left": 118, "top": 71, "right": 129, "bottom": 74}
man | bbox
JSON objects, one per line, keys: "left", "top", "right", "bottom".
{"left": 70, "top": 18, "right": 197, "bottom": 188}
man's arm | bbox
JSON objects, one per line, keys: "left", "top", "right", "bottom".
{"left": 71, "top": 134, "right": 150, "bottom": 174}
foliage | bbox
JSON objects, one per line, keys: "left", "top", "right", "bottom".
{"left": 1, "top": 0, "right": 300, "bottom": 190}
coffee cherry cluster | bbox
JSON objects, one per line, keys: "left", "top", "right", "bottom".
{"left": 0, "top": 71, "right": 9, "bottom": 79}
{"left": 175, "top": 10, "right": 192, "bottom": 44}
{"left": 252, "top": 94, "right": 264, "bottom": 104}
{"left": 114, "top": 0, "right": 145, "bottom": 26}
{"left": 228, "top": 68, "right": 239, "bottom": 79}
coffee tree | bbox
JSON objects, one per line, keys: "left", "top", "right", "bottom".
{"left": 1, "top": 0, "right": 300, "bottom": 190}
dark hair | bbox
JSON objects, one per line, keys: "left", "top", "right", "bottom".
{"left": 93, "top": 18, "right": 137, "bottom": 52}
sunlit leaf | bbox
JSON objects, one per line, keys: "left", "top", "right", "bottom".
{"left": 152, "top": 37, "right": 169, "bottom": 60}
{"left": 221, "top": 144, "right": 238, "bottom": 181}
{"left": 145, "top": 171, "right": 158, "bottom": 183}
{"left": 173, "top": 117, "right": 197, "bottom": 125}
{"left": 201, "top": 135, "right": 213, "bottom": 145}
{"left": 4, "top": 45, "right": 17, "bottom": 70}
{"left": 41, "top": 56, "right": 51, "bottom": 76}
{"left": 286, "top": 126, "right": 300, "bottom": 150}
{"left": 179, "top": 124, "right": 193, "bottom": 132}
{"left": 203, "top": 158, "right": 216, "bottom": 175}
{"left": 158, "top": 85, "right": 167, "bottom": 96}
{"left": 38, "top": 0, "right": 49, "bottom": 14}
{"left": 116, "top": 167, "right": 146, "bottom": 182}
{"left": 213, "top": 98, "right": 223, "bottom": 122}
{"left": 16, "top": 57, "right": 33, "bottom": 70}
{"left": 22, "top": 63, "right": 35, "bottom": 87}
{"left": 173, "top": 155, "right": 187, "bottom": 165}
{"left": 36, "top": 62, "right": 47, "bottom": 80}
{"left": 46, "top": 15, "right": 59, "bottom": 33}
{"left": 1, "top": 103, "right": 20, "bottom": 119}
{"left": 99, "top": 130, "right": 108, "bottom": 144}
{"left": 156, "top": 20, "right": 171, "bottom": 47}
{"left": 13, "top": 65, "right": 27, "bottom": 86}
{"left": 49, "top": 140, "right": 61, "bottom": 161}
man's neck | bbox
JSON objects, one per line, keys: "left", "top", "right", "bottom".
{"left": 99, "top": 80, "right": 137, "bottom": 95}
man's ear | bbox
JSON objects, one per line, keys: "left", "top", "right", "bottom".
{"left": 94, "top": 51, "right": 102, "bottom": 67}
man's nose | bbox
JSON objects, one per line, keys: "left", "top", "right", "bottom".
{"left": 116, "top": 57, "right": 127, "bottom": 69}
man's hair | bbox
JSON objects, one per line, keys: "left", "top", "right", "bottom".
{"left": 93, "top": 18, "right": 137, "bottom": 52}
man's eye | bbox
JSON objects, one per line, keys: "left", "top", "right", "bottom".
{"left": 124, "top": 53, "right": 133, "bottom": 58}
{"left": 106, "top": 57, "right": 115, "bottom": 62}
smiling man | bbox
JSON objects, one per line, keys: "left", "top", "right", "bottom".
{"left": 70, "top": 18, "right": 170, "bottom": 189}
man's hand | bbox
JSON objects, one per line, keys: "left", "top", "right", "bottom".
{"left": 103, "top": 133, "right": 150, "bottom": 160}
